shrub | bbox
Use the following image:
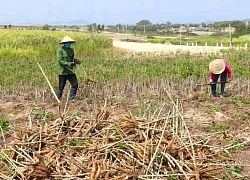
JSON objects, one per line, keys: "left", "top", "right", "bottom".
{"left": 0, "top": 115, "right": 11, "bottom": 132}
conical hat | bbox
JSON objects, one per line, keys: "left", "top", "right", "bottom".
{"left": 59, "top": 35, "right": 75, "bottom": 44}
{"left": 209, "top": 59, "right": 225, "bottom": 74}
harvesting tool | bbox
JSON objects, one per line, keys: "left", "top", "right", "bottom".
{"left": 196, "top": 81, "right": 230, "bottom": 87}
{"left": 193, "top": 81, "right": 230, "bottom": 92}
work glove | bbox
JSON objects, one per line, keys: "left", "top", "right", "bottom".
{"left": 74, "top": 59, "right": 81, "bottom": 65}
{"left": 209, "top": 79, "right": 213, "bottom": 84}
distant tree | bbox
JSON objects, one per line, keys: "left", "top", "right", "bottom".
{"left": 101, "top": 25, "right": 105, "bottom": 31}
{"left": 42, "top": 24, "right": 50, "bottom": 30}
{"left": 92, "top": 23, "right": 97, "bottom": 32}
{"left": 97, "top": 24, "right": 101, "bottom": 31}
{"left": 213, "top": 20, "right": 240, "bottom": 28}
{"left": 172, "top": 23, "right": 181, "bottom": 28}
{"left": 132, "top": 26, "right": 136, "bottom": 35}
{"left": 155, "top": 23, "right": 164, "bottom": 31}
{"left": 135, "top": 24, "right": 157, "bottom": 32}
{"left": 88, "top": 24, "right": 92, "bottom": 32}
{"left": 8, "top": 24, "right": 12, "bottom": 29}
{"left": 201, "top": 22, "right": 206, "bottom": 27}
{"left": 136, "top": 20, "right": 152, "bottom": 25}
{"left": 189, "top": 23, "right": 200, "bottom": 27}
{"left": 116, "top": 24, "right": 122, "bottom": 33}
{"left": 233, "top": 21, "right": 249, "bottom": 37}
{"left": 166, "top": 21, "right": 171, "bottom": 31}
{"left": 75, "top": 26, "right": 79, "bottom": 32}
{"left": 4, "top": 25, "right": 7, "bottom": 29}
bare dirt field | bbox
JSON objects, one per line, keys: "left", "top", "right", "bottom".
{"left": 113, "top": 41, "right": 228, "bottom": 54}
{"left": 103, "top": 32, "right": 228, "bottom": 54}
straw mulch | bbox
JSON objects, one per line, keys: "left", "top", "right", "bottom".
{"left": 0, "top": 97, "right": 242, "bottom": 180}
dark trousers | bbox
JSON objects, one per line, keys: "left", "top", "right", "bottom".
{"left": 211, "top": 70, "right": 227, "bottom": 96}
{"left": 57, "top": 74, "right": 78, "bottom": 100}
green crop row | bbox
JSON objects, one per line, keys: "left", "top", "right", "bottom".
{"left": 148, "top": 35, "right": 250, "bottom": 47}
{"left": 0, "top": 29, "right": 113, "bottom": 59}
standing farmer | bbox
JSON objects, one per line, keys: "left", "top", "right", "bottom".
{"left": 209, "top": 59, "right": 232, "bottom": 97}
{"left": 57, "top": 35, "right": 81, "bottom": 101}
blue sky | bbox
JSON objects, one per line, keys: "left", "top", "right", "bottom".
{"left": 0, "top": 0, "right": 249, "bottom": 25}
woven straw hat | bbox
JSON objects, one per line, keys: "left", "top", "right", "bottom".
{"left": 209, "top": 59, "right": 225, "bottom": 74}
{"left": 59, "top": 35, "right": 75, "bottom": 44}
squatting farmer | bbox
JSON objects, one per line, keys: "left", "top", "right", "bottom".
{"left": 209, "top": 59, "right": 232, "bottom": 98}
{"left": 56, "top": 35, "right": 81, "bottom": 101}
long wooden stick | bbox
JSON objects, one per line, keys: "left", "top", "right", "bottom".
{"left": 146, "top": 106, "right": 168, "bottom": 173}
{"left": 164, "top": 88, "right": 197, "bottom": 172}
{"left": 0, "top": 124, "right": 6, "bottom": 144}
{"left": 196, "top": 81, "right": 229, "bottom": 86}
{"left": 37, "top": 62, "right": 60, "bottom": 103}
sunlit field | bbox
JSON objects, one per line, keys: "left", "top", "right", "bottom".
{"left": 1, "top": 30, "right": 250, "bottom": 179}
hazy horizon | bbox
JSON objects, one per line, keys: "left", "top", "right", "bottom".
{"left": 1, "top": 0, "right": 249, "bottom": 25}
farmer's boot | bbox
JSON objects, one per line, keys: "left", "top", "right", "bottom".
{"left": 220, "top": 83, "right": 225, "bottom": 97}
{"left": 210, "top": 84, "right": 217, "bottom": 97}
{"left": 69, "top": 88, "right": 77, "bottom": 100}
{"left": 57, "top": 90, "right": 62, "bottom": 99}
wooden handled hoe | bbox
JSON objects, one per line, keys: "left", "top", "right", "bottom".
{"left": 196, "top": 81, "right": 229, "bottom": 87}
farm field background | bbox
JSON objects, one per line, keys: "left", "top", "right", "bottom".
{"left": 112, "top": 40, "right": 230, "bottom": 54}
{"left": 1, "top": 29, "right": 250, "bottom": 179}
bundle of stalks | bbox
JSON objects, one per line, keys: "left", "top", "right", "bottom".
{"left": 0, "top": 96, "right": 245, "bottom": 180}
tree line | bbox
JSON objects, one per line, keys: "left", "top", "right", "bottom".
{"left": 86, "top": 19, "right": 250, "bottom": 37}
{"left": 4, "top": 19, "right": 250, "bottom": 38}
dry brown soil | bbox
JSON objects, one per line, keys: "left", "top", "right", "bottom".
{"left": 0, "top": 92, "right": 250, "bottom": 178}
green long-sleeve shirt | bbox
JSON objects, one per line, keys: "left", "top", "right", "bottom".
{"left": 57, "top": 46, "right": 75, "bottom": 75}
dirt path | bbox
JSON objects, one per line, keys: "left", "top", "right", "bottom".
{"left": 113, "top": 41, "right": 229, "bottom": 54}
